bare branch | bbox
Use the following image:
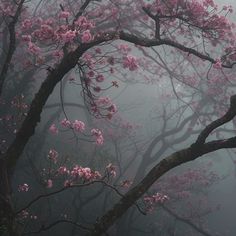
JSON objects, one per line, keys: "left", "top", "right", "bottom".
{"left": 23, "top": 219, "right": 90, "bottom": 235}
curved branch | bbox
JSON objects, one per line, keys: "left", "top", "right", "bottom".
{"left": 194, "top": 95, "right": 236, "bottom": 145}
{"left": 87, "top": 95, "right": 236, "bottom": 236}
{"left": 117, "top": 31, "right": 233, "bottom": 68}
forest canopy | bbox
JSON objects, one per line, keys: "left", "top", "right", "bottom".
{"left": 1, "top": 0, "right": 236, "bottom": 235}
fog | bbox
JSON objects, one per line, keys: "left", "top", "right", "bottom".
{"left": 1, "top": 0, "right": 236, "bottom": 235}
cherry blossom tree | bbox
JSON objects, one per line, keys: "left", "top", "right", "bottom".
{"left": 1, "top": 0, "right": 236, "bottom": 235}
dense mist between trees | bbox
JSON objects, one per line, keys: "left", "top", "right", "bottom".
{"left": 1, "top": 0, "right": 236, "bottom": 235}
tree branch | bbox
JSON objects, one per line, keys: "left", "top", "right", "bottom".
{"left": 87, "top": 95, "right": 236, "bottom": 236}
{"left": 0, "top": 0, "right": 25, "bottom": 97}
{"left": 23, "top": 219, "right": 90, "bottom": 235}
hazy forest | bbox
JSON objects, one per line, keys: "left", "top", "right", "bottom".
{"left": 1, "top": 0, "right": 236, "bottom": 235}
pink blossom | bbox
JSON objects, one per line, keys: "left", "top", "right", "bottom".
{"left": 49, "top": 124, "right": 58, "bottom": 135}
{"left": 71, "top": 165, "right": 81, "bottom": 178}
{"left": 46, "top": 179, "right": 53, "bottom": 188}
{"left": 45, "top": 18, "right": 54, "bottom": 25}
{"left": 71, "top": 165, "right": 94, "bottom": 180}
{"left": 58, "top": 166, "right": 69, "bottom": 175}
{"left": 82, "top": 53, "right": 94, "bottom": 66}
{"left": 81, "top": 30, "right": 93, "bottom": 43}
{"left": 79, "top": 167, "right": 92, "bottom": 180}
{"left": 96, "top": 74, "right": 105, "bottom": 82}
{"left": 59, "top": 11, "right": 70, "bottom": 19}
{"left": 93, "top": 86, "right": 101, "bottom": 93}
{"left": 96, "top": 97, "right": 111, "bottom": 106}
{"left": 106, "top": 163, "right": 116, "bottom": 177}
{"left": 213, "top": 58, "right": 222, "bottom": 69}
{"left": 94, "top": 171, "right": 102, "bottom": 179}
{"left": 123, "top": 55, "right": 139, "bottom": 71}
{"left": 64, "top": 180, "right": 72, "bottom": 187}
{"left": 1, "top": 4, "right": 14, "bottom": 16}
{"left": 70, "top": 165, "right": 97, "bottom": 181}
{"left": 120, "top": 180, "right": 133, "bottom": 188}
{"left": 91, "top": 128, "right": 104, "bottom": 145}
{"left": 18, "top": 183, "right": 29, "bottom": 192}
{"left": 61, "top": 30, "right": 76, "bottom": 43}
{"left": 28, "top": 42, "right": 41, "bottom": 55}
{"left": 74, "top": 16, "right": 94, "bottom": 30}
{"left": 22, "top": 19, "right": 32, "bottom": 30}
{"left": 118, "top": 44, "right": 131, "bottom": 53}
{"left": 22, "top": 35, "right": 31, "bottom": 42}
{"left": 87, "top": 70, "right": 95, "bottom": 77}
{"left": 19, "top": 210, "right": 29, "bottom": 219}
{"left": 48, "top": 149, "right": 58, "bottom": 163}
{"left": 144, "top": 193, "right": 169, "bottom": 205}
{"left": 61, "top": 118, "right": 71, "bottom": 128}
{"left": 30, "top": 215, "right": 38, "bottom": 220}
{"left": 107, "top": 104, "right": 117, "bottom": 114}
{"left": 35, "top": 17, "right": 43, "bottom": 25}
{"left": 74, "top": 16, "right": 88, "bottom": 27}
{"left": 39, "top": 24, "right": 54, "bottom": 40}
{"left": 95, "top": 48, "right": 102, "bottom": 54}
{"left": 72, "top": 120, "right": 85, "bottom": 132}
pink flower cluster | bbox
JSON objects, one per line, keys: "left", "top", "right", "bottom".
{"left": 146, "top": 0, "right": 234, "bottom": 46}
{"left": 61, "top": 118, "right": 85, "bottom": 132}
{"left": 96, "top": 97, "right": 112, "bottom": 106}
{"left": 107, "top": 104, "right": 117, "bottom": 114}
{"left": 120, "top": 179, "right": 133, "bottom": 188}
{"left": 144, "top": 193, "right": 169, "bottom": 205}
{"left": 59, "top": 11, "right": 70, "bottom": 19}
{"left": 106, "top": 163, "right": 116, "bottom": 177}
{"left": 74, "top": 16, "right": 94, "bottom": 30}
{"left": 46, "top": 179, "right": 53, "bottom": 188}
{"left": 48, "top": 149, "right": 58, "bottom": 163}
{"left": 28, "top": 42, "right": 41, "bottom": 55}
{"left": 49, "top": 124, "right": 58, "bottom": 135}
{"left": 82, "top": 53, "right": 95, "bottom": 67}
{"left": 58, "top": 166, "right": 70, "bottom": 175}
{"left": 123, "top": 55, "right": 139, "bottom": 71}
{"left": 91, "top": 128, "right": 104, "bottom": 145}
{"left": 19, "top": 15, "right": 95, "bottom": 59}
{"left": 54, "top": 165, "right": 102, "bottom": 186}
{"left": 93, "top": 97, "right": 118, "bottom": 119}
{"left": 72, "top": 120, "right": 85, "bottom": 132}
{"left": 61, "top": 118, "right": 71, "bottom": 128}
{"left": 96, "top": 74, "right": 105, "bottom": 82}
{"left": 118, "top": 44, "right": 131, "bottom": 53}
{"left": 49, "top": 118, "right": 104, "bottom": 144}
{"left": 19, "top": 210, "right": 29, "bottom": 219}
{"left": 22, "top": 19, "right": 32, "bottom": 30}
{"left": 60, "top": 30, "right": 77, "bottom": 43}
{"left": 213, "top": 58, "right": 222, "bottom": 69}
{"left": 38, "top": 24, "right": 54, "bottom": 40}
{"left": 70, "top": 165, "right": 101, "bottom": 181}
{"left": 18, "top": 183, "right": 29, "bottom": 192}
{"left": 0, "top": 3, "right": 15, "bottom": 16}
{"left": 81, "top": 30, "right": 93, "bottom": 43}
